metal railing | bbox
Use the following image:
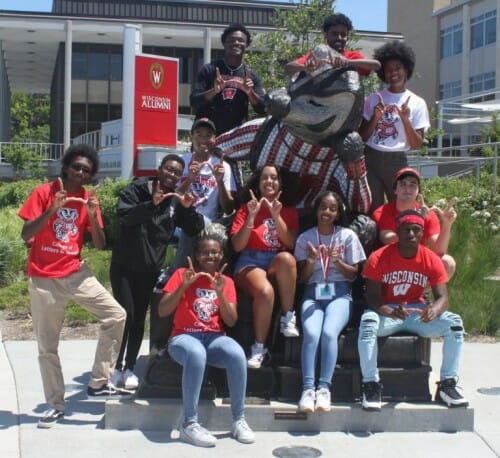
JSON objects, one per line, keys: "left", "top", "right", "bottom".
{"left": 0, "top": 142, "right": 65, "bottom": 163}
{"left": 408, "top": 141, "right": 498, "bottom": 194}
{"left": 72, "top": 130, "right": 101, "bottom": 150}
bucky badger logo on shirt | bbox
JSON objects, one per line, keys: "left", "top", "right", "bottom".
{"left": 263, "top": 218, "right": 280, "bottom": 248}
{"left": 193, "top": 288, "right": 218, "bottom": 322}
{"left": 53, "top": 207, "right": 79, "bottom": 243}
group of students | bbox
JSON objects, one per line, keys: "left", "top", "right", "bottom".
{"left": 17, "top": 12, "right": 468, "bottom": 448}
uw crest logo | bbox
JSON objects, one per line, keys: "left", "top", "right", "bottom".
{"left": 150, "top": 62, "right": 164, "bottom": 90}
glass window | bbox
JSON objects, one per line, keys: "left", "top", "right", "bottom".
{"left": 88, "top": 52, "right": 109, "bottom": 80}
{"left": 439, "top": 81, "right": 461, "bottom": 100}
{"left": 471, "top": 10, "right": 497, "bottom": 49}
{"left": 88, "top": 104, "right": 109, "bottom": 123}
{"left": 440, "top": 23, "right": 462, "bottom": 58}
{"left": 469, "top": 71, "right": 496, "bottom": 97}
{"left": 110, "top": 53, "right": 122, "bottom": 81}
{"left": 72, "top": 52, "right": 87, "bottom": 79}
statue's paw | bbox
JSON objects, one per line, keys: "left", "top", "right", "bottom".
{"left": 332, "top": 131, "right": 364, "bottom": 163}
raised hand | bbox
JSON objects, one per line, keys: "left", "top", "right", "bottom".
{"left": 152, "top": 181, "right": 189, "bottom": 207}
{"left": 430, "top": 197, "right": 458, "bottom": 225}
{"left": 242, "top": 68, "right": 255, "bottom": 95}
{"left": 247, "top": 189, "right": 262, "bottom": 217}
{"left": 261, "top": 190, "right": 283, "bottom": 218}
{"left": 417, "top": 193, "right": 430, "bottom": 218}
{"left": 305, "top": 53, "right": 321, "bottom": 73}
{"left": 214, "top": 67, "right": 225, "bottom": 94}
{"left": 398, "top": 95, "right": 411, "bottom": 118}
{"left": 85, "top": 184, "right": 100, "bottom": 217}
{"left": 373, "top": 93, "right": 386, "bottom": 121}
{"left": 306, "top": 241, "right": 319, "bottom": 262}
{"left": 182, "top": 257, "right": 204, "bottom": 286}
{"left": 206, "top": 263, "right": 228, "bottom": 293}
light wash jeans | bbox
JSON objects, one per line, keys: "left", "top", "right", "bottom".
{"left": 168, "top": 332, "right": 247, "bottom": 423}
{"left": 358, "top": 304, "right": 465, "bottom": 383}
{"left": 300, "top": 282, "right": 352, "bottom": 390}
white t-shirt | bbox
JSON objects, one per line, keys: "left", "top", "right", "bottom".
{"left": 180, "top": 153, "right": 236, "bottom": 221}
{"left": 294, "top": 226, "right": 366, "bottom": 283}
{"left": 363, "top": 88, "right": 430, "bottom": 152}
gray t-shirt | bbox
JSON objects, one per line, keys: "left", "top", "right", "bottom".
{"left": 294, "top": 226, "right": 366, "bottom": 284}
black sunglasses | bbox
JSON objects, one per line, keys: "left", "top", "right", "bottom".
{"left": 70, "top": 163, "right": 92, "bottom": 175}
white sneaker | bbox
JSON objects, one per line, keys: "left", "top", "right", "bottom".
{"left": 298, "top": 388, "right": 316, "bottom": 413}
{"left": 315, "top": 387, "right": 331, "bottom": 412}
{"left": 247, "top": 344, "right": 269, "bottom": 369}
{"left": 109, "top": 369, "right": 124, "bottom": 388}
{"left": 123, "top": 369, "right": 139, "bottom": 390}
{"left": 232, "top": 418, "right": 255, "bottom": 444}
{"left": 280, "top": 311, "right": 300, "bottom": 337}
{"left": 179, "top": 421, "right": 217, "bottom": 447}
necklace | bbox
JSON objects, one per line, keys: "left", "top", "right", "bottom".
{"left": 223, "top": 60, "right": 244, "bottom": 76}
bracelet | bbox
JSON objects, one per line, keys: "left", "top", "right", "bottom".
{"left": 245, "top": 224, "right": 254, "bottom": 229}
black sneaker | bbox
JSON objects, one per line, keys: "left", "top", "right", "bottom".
{"left": 361, "top": 381, "right": 382, "bottom": 411}
{"left": 37, "top": 408, "right": 64, "bottom": 429}
{"left": 87, "top": 383, "right": 124, "bottom": 396}
{"left": 435, "top": 378, "right": 469, "bottom": 407}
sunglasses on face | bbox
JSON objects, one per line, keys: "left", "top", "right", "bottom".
{"left": 70, "top": 163, "right": 92, "bottom": 175}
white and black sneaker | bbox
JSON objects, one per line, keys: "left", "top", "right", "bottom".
{"left": 435, "top": 378, "right": 469, "bottom": 407}
{"left": 37, "top": 408, "right": 64, "bottom": 428}
{"left": 87, "top": 383, "right": 127, "bottom": 396}
{"left": 361, "top": 381, "right": 382, "bottom": 411}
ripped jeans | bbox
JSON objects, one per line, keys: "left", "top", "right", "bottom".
{"left": 358, "top": 305, "right": 464, "bottom": 383}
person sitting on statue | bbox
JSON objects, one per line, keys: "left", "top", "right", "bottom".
{"left": 295, "top": 191, "right": 366, "bottom": 413}
{"left": 158, "top": 234, "right": 254, "bottom": 448}
{"left": 357, "top": 209, "right": 468, "bottom": 411}
{"left": 230, "top": 165, "right": 300, "bottom": 369}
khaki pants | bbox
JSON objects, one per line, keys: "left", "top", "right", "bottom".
{"left": 29, "top": 263, "right": 126, "bottom": 411}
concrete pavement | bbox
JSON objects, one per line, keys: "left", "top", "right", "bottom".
{"left": 1, "top": 330, "right": 499, "bottom": 458}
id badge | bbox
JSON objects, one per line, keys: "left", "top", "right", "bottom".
{"left": 315, "top": 282, "right": 335, "bottom": 300}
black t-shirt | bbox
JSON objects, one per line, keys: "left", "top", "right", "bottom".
{"left": 190, "top": 59, "right": 266, "bottom": 136}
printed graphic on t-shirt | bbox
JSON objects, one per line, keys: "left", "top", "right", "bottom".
{"left": 53, "top": 207, "right": 79, "bottom": 243}
{"left": 191, "top": 170, "right": 217, "bottom": 208}
{"left": 263, "top": 218, "right": 279, "bottom": 248}
{"left": 382, "top": 270, "right": 429, "bottom": 298}
{"left": 193, "top": 288, "right": 218, "bottom": 323}
{"left": 374, "top": 105, "right": 399, "bottom": 145}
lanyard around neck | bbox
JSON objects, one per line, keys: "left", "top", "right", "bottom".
{"left": 316, "top": 227, "right": 336, "bottom": 282}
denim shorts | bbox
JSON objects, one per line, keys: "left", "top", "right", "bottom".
{"left": 233, "top": 249, "right": 277, "bottom": 274}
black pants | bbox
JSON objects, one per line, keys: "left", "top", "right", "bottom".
{"left": 110, "top": 263, "right": 158, "bottom": 371}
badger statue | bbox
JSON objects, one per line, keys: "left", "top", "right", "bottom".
{"left": 215, "top": 44, "right": 372, "bottom": 214}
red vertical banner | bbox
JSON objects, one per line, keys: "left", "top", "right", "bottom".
{"left": 133, "top": 54, "right": 178, "bottom": 175}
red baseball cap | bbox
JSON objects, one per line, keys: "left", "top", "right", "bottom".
{"left": 393, "top": 167, "right": 421, "bottom": 186}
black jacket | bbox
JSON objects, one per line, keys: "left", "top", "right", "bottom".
{"left": 111, "top": 177, "right": 204, "bottom": 272}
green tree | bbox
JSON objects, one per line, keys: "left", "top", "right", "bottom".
{"left": 10, "top": 93, "right": 50, "bottom": 142}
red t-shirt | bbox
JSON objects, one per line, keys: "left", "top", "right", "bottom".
{"left": 362, "top": 243, "right": 448, "bottom": 304}
{"left": 372, "top": 202, "right": 440, "bottom": 245}
{"left": 163, "top": 268, "right": 237, "bottom": 337}
{"left": 295, "top": 49, "right": 370, "bottom": 76}
{"left": 18, "top": 180, "right": 103, "bottom": 278}
{"left": 229, "top": 205, "right": 299, "bottom": 251}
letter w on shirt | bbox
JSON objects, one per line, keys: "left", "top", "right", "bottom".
{"left": 393, "top": 283, "right": 411, "bottom": 296}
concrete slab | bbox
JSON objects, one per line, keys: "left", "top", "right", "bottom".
{"left": 1, "top": 335, "right": 499, "bottom": 458}
{"left": 105, "top": 397, "right": 474, "bottom": 432}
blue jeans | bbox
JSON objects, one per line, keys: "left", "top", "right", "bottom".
{"left": 171, "top": 215, "right": 211, "bottom": 270}
{"left": 358, "top": 305, "right": 465, "bottom": 382}
{"left": 168, "top": 332, "right": 247, "bottom": 423}
{"left": 300, "top": 282, "right": 352, "bottom": 390}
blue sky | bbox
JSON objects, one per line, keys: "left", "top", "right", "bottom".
{"left": 0, "top": 0, "right": 388, "bottom": 32}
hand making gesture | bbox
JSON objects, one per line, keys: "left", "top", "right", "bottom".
{"left": 55, "top": 177, "right": 100, "bottom": 216}
{"left": 260, "top": 190, "right": 283, "bottom": 219}
{"left": 397, "top": 96, "right": 412, "bottom": 119}
{"left": 373, "top": 93, "right": 386, "bottom": 121}
{"left": 431, "top": 197, "right": 458, "bottom": 226}
{"left": 152, "top": 181, "right": 194, "bottom": 208}
{"left": 213, "top": 67, "right": 225, "bottom": 94}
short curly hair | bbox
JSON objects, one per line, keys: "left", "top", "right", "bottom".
{"left": 374, "top": 40, "right": 416, "bottom": 82}
{"left": 60, "top": 144, "right": 99, "bottom": 178}
{"left": 221, "top": 23, "right": 252, "bottom": 46}
{"left": 322, "top": 13, "right": 353, "bottom": 33}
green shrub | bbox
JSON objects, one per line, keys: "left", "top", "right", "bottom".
{"left": 94, "top": 177, "right": 130, "bottom": 246}
{"left": 0, "top": 279, "right": 30, "bottom": 312}
{"left": 2, "top": 144, "right": 43, "bottom": 179}
{"left": 0, "top": 179, "right": 44, "bottom": 207}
